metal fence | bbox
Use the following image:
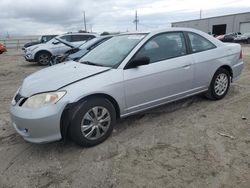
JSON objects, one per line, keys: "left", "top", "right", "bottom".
{"left": 0, "top": 36, "right": 40, "bottom": 49}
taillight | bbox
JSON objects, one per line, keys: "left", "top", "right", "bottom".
{"left": 240, "top": 49, "right": 243, "bottom": 59}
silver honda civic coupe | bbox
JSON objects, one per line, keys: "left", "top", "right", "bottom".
{"left": 10, "top": 28, "right": 244, "bottom": 146}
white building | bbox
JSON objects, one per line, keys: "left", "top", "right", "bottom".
{"left": 172, "top": 12, "right": 250, "bottom": 35}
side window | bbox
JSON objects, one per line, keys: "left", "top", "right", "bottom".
{"left": 188, "top": 32, "right": 216, "bottom": 53}
{"left": 41, "top": 36, "right": 46, "bottom": 43}
{"left": 60, "top": 35, "right": 72, "bottom": 42}
{"left": 134, "top": 32, "right": 187, "bottom": 63}
{"left": 71, "top": 35, "right": 95, "bottom": 42}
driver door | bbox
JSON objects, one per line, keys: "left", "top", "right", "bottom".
{"left": 123, "top": 32, "right": 194, "bottom": 114}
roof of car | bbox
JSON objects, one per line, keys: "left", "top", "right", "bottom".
{"left": 116, "top": 27, "right": 224, "bottom": 47}
{"left": 118, "top": 27, "right": 210, "bottom": 36}
{"left": 61, "top": 33, "right": 99, "bottom": 37}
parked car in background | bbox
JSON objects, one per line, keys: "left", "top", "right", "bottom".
{"left": 10, "top": 28, "right": 244, "bottom": 147}
{"left": 234, "top": 33, "right": 250, "bottom": 44}
{"left": 215, "top": 34, "right": 225, "bottom": 40}
{"left": 0, "top": 43, "right": 7, "bottom": 54}
{"left": 50, "top": 35, "right": 113, "bottom": 65}
{"left": 24, "top": 33, "right": 97, "bottom": 65}
{"left": 23, "top": 35, "right": 57, "bottom": 50}
{"left": 216, "top": 32, "right": 241, "bottom": 42}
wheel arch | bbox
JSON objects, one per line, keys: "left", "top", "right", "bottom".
{"left": 76, "top": 93, "right": 121, "bottom": 119}
{"left": 60, "top": 93, "right": 121, "bottom": 142}
{"left": 34, "top": 50, "right": 52, "bottom": 62}
{"left": 216, "top": 65, "right": 233, "bottom": 81}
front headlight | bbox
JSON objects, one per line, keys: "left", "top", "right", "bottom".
{"left": 23, "top": 91, "right": 66, "bottom": 109}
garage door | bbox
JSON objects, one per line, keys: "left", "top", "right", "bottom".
{"left": 240, "top": 22, "right": 250, "bottom": 34}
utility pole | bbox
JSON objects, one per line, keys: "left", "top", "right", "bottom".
{"left": 83, "top": 11, "right": 87, "bottom": 31}
{"left": 199, "top": 9, "right": 202, "bottom": 19}
{"left": 133, "top": 10, "right": 139, "bottom": 31}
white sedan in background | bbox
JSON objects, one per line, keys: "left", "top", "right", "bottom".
{"left": 24, "top": 33, "right": 98, "bottom": 65}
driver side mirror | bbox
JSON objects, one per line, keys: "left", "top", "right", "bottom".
{"left": 52, "top": 41, "right": 60, "bottom": 45}
{"left": 125, "top": 56, "right": 150, "bottom": 69}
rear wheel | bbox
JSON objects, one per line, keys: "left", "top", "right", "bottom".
{"left": 205, "top": 68, "right": 230, "bottom": 100}
{"left": 70, "top": 97, "right": 116, "bottom": 147}
{"left": 36, "top": 51, "right": 51, "bottom": 65}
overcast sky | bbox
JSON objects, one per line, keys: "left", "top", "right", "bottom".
{"left": 0, "top": 0, "right": 250, "bottom": 37}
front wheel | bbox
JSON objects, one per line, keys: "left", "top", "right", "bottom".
{"left": 69, "top": 97, "right": 116, "bottom": 147}
{"left": 36, "top": 52, "right": 51, "bottom": 66}
{"left": 205, "top": 68, "right": 230, "bottom": 100}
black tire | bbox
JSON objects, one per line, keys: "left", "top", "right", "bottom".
{"left": 69, "top": 97, "right": 116, "bottom": 147}
{"left": 247, "top": 38, "right": 250, "bottom": 44}
{"left": 49, "top": 55, "right": 57, "bottom": 66}
{"left": 205, "top": 68, "right": 230, "bottom": 100}
{"left": 36, "top": 51, "right": 51, "bottom": 66}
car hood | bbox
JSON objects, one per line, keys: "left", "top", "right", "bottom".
{"left": 19, "top": 61, "right": 111, "bottom": 97}
{"left": 25, "top": 43, "right": 47, "bottom": 51}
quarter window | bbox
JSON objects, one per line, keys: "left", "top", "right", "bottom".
{"left": 134, "top": 32, "right": 187, "bottom": 63}
{"left": 187, "top": 32, "right": 216, "bottom": 53}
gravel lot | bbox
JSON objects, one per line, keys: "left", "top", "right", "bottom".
{"left": 0, "top": 46, "right": 250, "bottom": 188}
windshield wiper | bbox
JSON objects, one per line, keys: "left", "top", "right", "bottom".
{"left": 80, "top": 61, "right": 104, "bottom": 67}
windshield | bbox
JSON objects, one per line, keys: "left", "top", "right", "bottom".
{"left": 79, "top": 38, "right": 98, "bottom": 49}
{"left": 79, "top": 34, "right": 146, "bottom": 68}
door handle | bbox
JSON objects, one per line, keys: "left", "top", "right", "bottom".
{"left": 182, "top": 64, "right": 191, "bottom": 69}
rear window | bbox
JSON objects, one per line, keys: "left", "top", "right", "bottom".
{"left": 71, "top": 35, "right": 95, "bottom": 42}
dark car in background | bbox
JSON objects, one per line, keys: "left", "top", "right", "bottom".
{"left": 216, "top": 32, "right": 241, "bottom": 42}
{"left": 50, "top": 35, "right": 113, "bottom": 65}
{"left": 23, "top": 35, "right": 57, "bottom": 49}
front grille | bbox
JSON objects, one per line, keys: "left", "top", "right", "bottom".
{"left": 14, "top": 93, "right": 22, "bottom": 103}
{"left": 14, "top": 93, "right": 27, "bottom": 106}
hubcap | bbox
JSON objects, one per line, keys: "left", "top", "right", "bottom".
{"left": 81, "top": 106, "right": 111, "bottom": 140}
{"left": 39, "top": 54, "right": 49, "bottom": 64}
{"left": 214, "top": 73, "right": 228, "bottom": 96}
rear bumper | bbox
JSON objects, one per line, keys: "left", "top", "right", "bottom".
{"left": 232, "top": 60, "right": 244, "bottom": 82}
